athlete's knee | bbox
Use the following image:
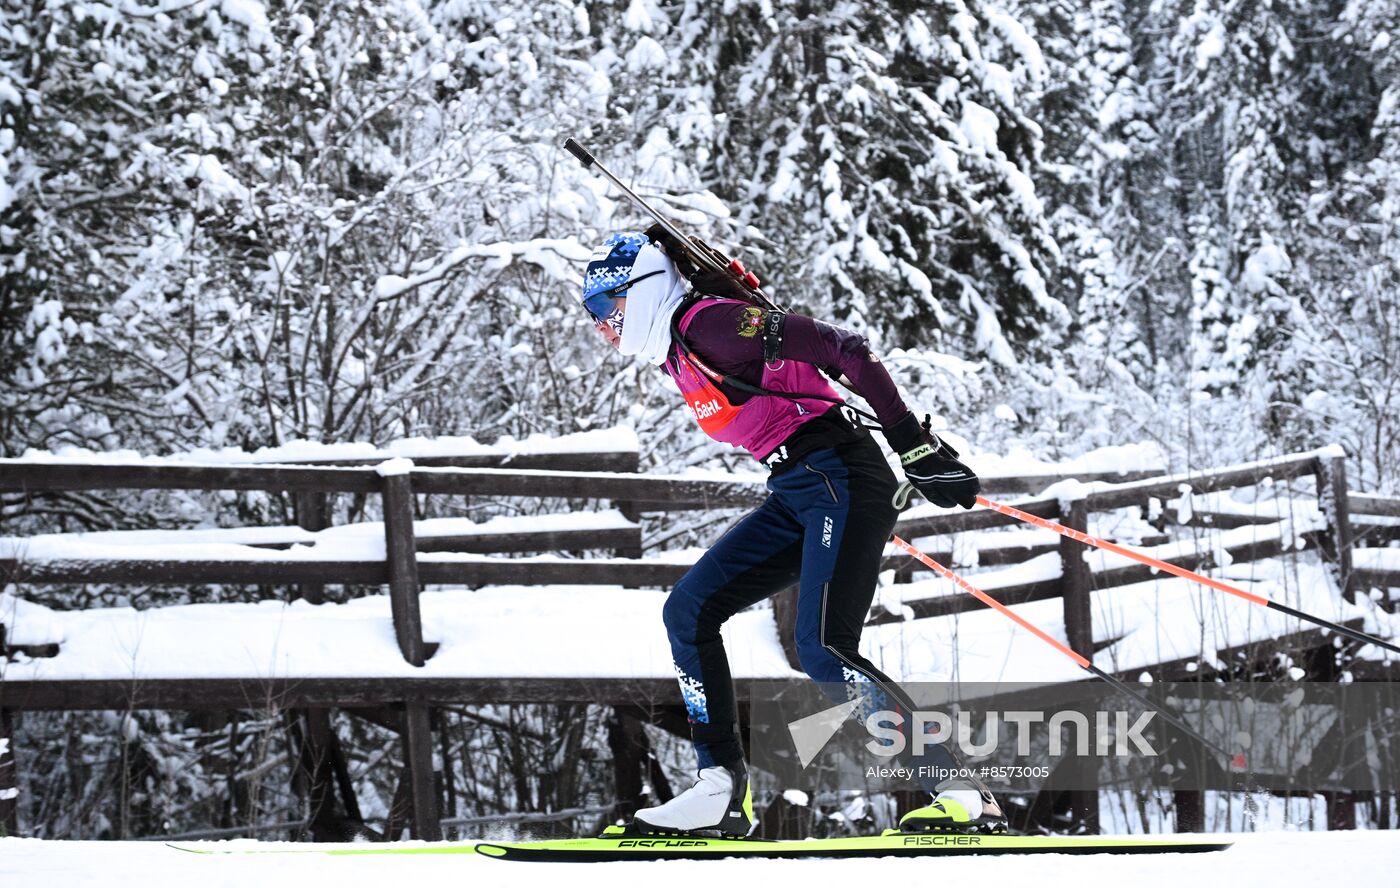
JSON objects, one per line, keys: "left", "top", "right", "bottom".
{"left": 662, "top": 587, "right": 701, "bottom": 641}
{"left": 796, "top": 638, "right": 844, "bottom": 683}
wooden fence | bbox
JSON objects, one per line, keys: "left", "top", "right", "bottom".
{"left": 1, "top": 445, "right": 1397, "bottom": 839}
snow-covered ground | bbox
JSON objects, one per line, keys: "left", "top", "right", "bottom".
{"left": 2, "top": 831, "right": 1396, "bottom": 886}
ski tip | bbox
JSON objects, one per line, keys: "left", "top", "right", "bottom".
{"left": 475, "top": 843, "right": 509, "bottom": 858}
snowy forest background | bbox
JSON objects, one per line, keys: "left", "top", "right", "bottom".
{"left": 2, "top": 0, "right": 1398, "bottom": 838}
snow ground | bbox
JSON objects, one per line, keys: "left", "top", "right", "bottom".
{"left": 1, "top": 831, "right": 1396, "bottom": 887}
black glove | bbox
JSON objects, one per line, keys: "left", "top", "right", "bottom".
{"left": 885, "top": 412, "right": 980, "bottom": 510}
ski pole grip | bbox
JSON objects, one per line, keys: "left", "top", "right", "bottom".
{"left": 563, "top": 138, "right": 595, "bottom": 168}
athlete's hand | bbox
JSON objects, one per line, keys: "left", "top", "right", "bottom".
{"left": 885, "top": 413, "right": 980, "bottom": 510}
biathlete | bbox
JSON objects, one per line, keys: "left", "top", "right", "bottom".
{"left": 576, "top": 227, "right": 1005, "bottom": 837}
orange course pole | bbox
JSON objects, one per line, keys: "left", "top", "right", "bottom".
{"left": 974, "top": 495, "right": 1400, "bottom": 657}
{"left": 889, "top": 535, "right": 1242, "bottom": 766}
{"left": 891, "top": 535, "right": 1090, "bottom": 669}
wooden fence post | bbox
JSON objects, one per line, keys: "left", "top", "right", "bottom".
{"left": 380, "top": 463, "right": 426, "bottom": 666}
{"left": 290, "top": 708, "right": 364, "bottom": 841}
{"left": 403, "top": 700, "right": 441, "bottom": 841}
{"left": 294, "top": 490, "right": 329, "bottom": 604}
{"left": 614, "top": 502, "right": 644, "bottom": 560}
{"left": 383, "top": 765, "right": 413, "bottom": 840}
{"left": 380, "top": 462, "right": 440, "bottom": 840}
{"left": 1060, "top": 499, "right": 1093, "bottom": 657}
{"left": 0, "top": 707, "right": 16, "bottom": 836}
{"left": 607, "top": 709, "right": 647, "bottom": 823}
{"left": 1174, "top": 789, "right": 1203, "bottom": 832}
{"left": 1326, "top": 692, "right": 1369, "bottom": 831}
{"left": 1058, "top": 498, "right": 1099, "bottom": 834}
{"left": 1315, "top": 452, "right": 1356, "bottom": 604}
{"left": 612, "top": 449, "right": 643, "bottom": 562}
{"left": 289, "top": 490, "right": 342, "bottom": 838}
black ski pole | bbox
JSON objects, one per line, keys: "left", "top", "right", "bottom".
{"left": 973, "top": 493, "right": 1400, "bottom": 657}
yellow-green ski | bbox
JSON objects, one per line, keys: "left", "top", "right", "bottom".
{"left": 473, "top": 831, "right": 1231, "bottom": 862}
{"left": 167, "top": 831, "right": 1232, "bottom": 861}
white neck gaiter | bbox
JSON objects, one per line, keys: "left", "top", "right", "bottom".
{"left": 617, "top": 242, "right": 687, "bottom": 366}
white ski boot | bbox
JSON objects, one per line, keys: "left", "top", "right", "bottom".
{"left": 628, "top": 763, "right": 754, "bottom": 837}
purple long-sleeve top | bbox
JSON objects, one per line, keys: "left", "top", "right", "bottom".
{"left": 664, "top": 298, "right": 912, "bottom": 464}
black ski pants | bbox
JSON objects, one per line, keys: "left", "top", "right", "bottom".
{"left": 662, "top": 432, "right": 965, "bottom": 787}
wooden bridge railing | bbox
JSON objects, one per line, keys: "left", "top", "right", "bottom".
{"left": 3, "top": 447, "right": 1392, "bottom": 685}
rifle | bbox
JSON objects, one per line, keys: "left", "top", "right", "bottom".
{"left": 563, "top": 137, "right": 872, "bottom": 413}
{"left": 562, "top": 138, "right": 778, "bottom": 312}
